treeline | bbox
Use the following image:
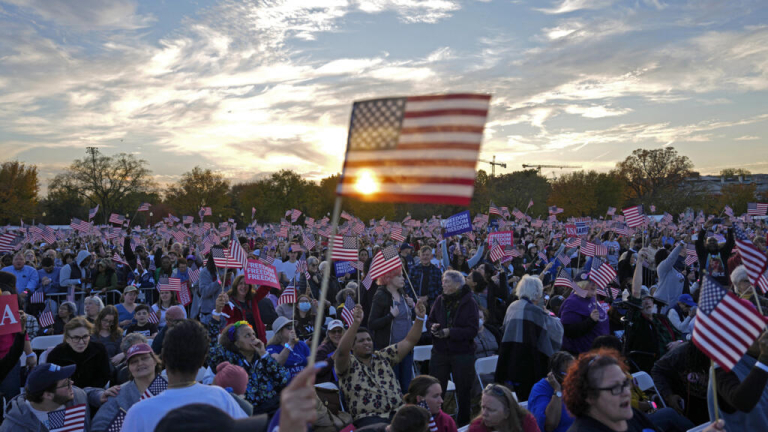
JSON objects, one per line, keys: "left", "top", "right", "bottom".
{"left": 2, "top": 147, "right": 766, "bottom": 226}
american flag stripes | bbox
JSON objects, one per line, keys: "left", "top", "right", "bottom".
{"left": 362, "top": 273, "right": 373, "bottom": 290}
{"left": 291, "top": 209, "right": 302, "bottom": 223}
{"left": 201, "top": 206, "right": 212, "bottom": 216}
{"left": 39, "top": 309, "right": 55, "bottom": 328}
{"left": 537, "top": 251, "right": 548, "bottom": 262}
{"left": 606, "top": 207, "right": 616, "bottom": 216}
{"left": 341, "top": 295, "right": 355, "bottom": 326}
{"left": 0, "top": 232, "right": 19, "bottom": 252}
{"left": 89, "top": 204, "right": 99, "bottom": 220}
{"left": 685, "top": 254, "right": 698, "bottom": 267}
{"left": 589, "top": 258, "right": 617, "bottom": 291}
{"left": 47, "top": 403, "right": 86, "bottom": 432}
{"left": 512, "top": 208, "right": 526, "bottom": 220}
{"left": 140, "top": 375, "right": 168, "bottom": 400}
{"left": 108, "top": 213, "right": 125, "bottom": 225}
{"left": 367, "top": 245, "right": 402, "bottom": 281}
{"left": 227, "top": 227, "right": 248, "bottom": 269}
{"left": 70, "top": 218, "right": 91, "bottom": 232}
{"left": 557, "top": 253, "right": 571, "bottom": 267}
{"left": 210, "top": 247, "right": 242, "bottom": 269}
{"left": 692, "top": 276, "right": 767, "bottom": 371}
{"left": 31, "top": 290, "right": 44, "bottom": 304}
{"left": 112, "top": 253, "right": 129, "bottom": 267}
{"left": 581, "top": 241, "right": 597, "bottom": 257}
{"left": 747, "top": 203, "right": 768, "bottom": 216}
{"left": 337, "top": 94, "right": 491, "bottom": 206}
{"left": 331, "top": 235, "right": 359, "bottom": 261}
{"left": 259, "top": 255, "right": 275, "bottom": 266}
{"left": 302, "top": 231, "right": 316, "bottom": 250}
{"left": 137, "top": 202, "right": 151, "bottom": 212}
{"left": 158, "top": 277, "right": 182, "bottom": 292}
{"left": 555, "top": 268, "right": 586, "bottom": 296}
{"left": 147, "top": 309, "right": 159, "bottom": 325}
{"left": 733, "top": 226, "right": 768, "bottom": 289}
{"left": 549, "top": 206, "right": 564, "bottom": 215}
{"left": 489, "top": 244, "right": 506, "bottom": 262}
{"left": 390, "top": 227, "right": 405, "bottom": 242}
{"left": 418, "top": 400, "right": 439, "bottom": 432}
{"left": 188, "top": 265, "right": 201, "bottom": 285}
{"left": 489, "top": 201, "right": 503, "bottom": 217}
{"left": 278, "top": 286, "right": 296, "bottom": 305}
{"left": 622, "top": 205, "right": 645, "bottom": 228}
{"left": 182, "top": 216, "right": 193, "bottom": 225}
{"left": 340, "top": 211, "right": 353, "bottom": 221}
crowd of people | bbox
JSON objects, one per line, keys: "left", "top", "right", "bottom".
{"left": 0, "top": 206, "right": 765, "bottom": 432}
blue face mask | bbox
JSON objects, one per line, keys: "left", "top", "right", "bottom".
{"left": 298, "top": 302, "right": 311, "bottom": 312}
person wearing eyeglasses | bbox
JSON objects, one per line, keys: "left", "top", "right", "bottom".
{"left": 469, "top": 383, "right": 539, "bottom": 432}
{"left": 562, "top": 349, "right": 728, "bottom": 432}
{"left": 46, "top": 316, "right": 111, "bottom": 389}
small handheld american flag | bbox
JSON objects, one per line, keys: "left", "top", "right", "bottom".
{"left": 107, "top": 409, "right": 126, "bottom": 432}
{"left": 141, "top": 375, "right": 168, "bottom": 400}
{"left": 30, "top": 290, "right": 44, "bottom": 304}
{"left": 278, "top": 286, "right": 296, "bottom": 305}
{"left": 340, "top": 295, "right": 355, "bottom": 327}
{"left": 39, "top": 309, "right": 55, "bottom": 328}
{"left": 47, "top": 403, "right": 86, "bottom": 432}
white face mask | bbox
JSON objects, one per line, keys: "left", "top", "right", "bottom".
{"left": 479, "top": 319, "right": 484, "bottom": 327}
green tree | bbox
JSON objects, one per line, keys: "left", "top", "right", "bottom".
{"left": 719, "top": 168, "right": 751, "bottom": 177}
{"left": 614, "top": 147, "right": 694, "bottom": 203}
{"left": 165, "top": 167, "right": 231, "bottom": 219}
{"left": 0, "top": 161, "right": 39, "bottom": 225}
{"left": 718, "top": 183, "right": 758, "bottom": 215}
{"left": 52, "top": 148, "right": 155, "bottom": 224}
{"left": 43, "top": 184, "right": 86, "bottom": 225}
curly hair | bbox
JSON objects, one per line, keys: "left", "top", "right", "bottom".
{"left": 163, "top": 320, "right": 210, "bottom": 374}
{"left": 218, "top": 321, "right": 254, "bottom": 353}
{"left": 562, "top": 348, "right": 627, "bottom": 418}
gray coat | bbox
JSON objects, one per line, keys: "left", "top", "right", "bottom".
{"left": 90, "top": 380, "right": 142, "bottom": 432}
{"left": 0, "top": 386, "right": 97, "bottom": 432}
{"left": 190, "top": 267, "right": 222, "bottom": 321}
{"left": 654, "top": 243, "right": 685, "bottom": 315}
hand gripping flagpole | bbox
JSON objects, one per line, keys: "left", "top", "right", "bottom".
{"left": 308, "top": 195, "right": 343, "bottom": 366}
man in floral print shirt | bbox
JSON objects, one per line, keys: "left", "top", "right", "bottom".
{"left": 334, "top": 299, "right": 427, "bottom": 428}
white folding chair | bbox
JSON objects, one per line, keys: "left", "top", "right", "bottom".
{"left": 265, "top": 330, "right": 275, "bottom": 341}
{"left": 457, "top": 426, "right": 469, "bottom": 432}
{"left": 631, "top": 371, "right": 666, "bottom": 408}
{"left": 519, "top": 400, "right": 528, "bottom": 409}
{"left": 474, "top": 355, "right": 498, "bottom": 389}
{"left": 31, "top": 335, "right": 63, "bottom": 351}
{"left": 686, "top": 423, "right": 711, "bottom": 432}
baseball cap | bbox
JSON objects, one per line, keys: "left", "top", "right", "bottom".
{"left": 123, "top": 285, "right": 138, "bottom": 294}
{"left": 26, "top": 363, "right": 76, "bottom": 394}
{"left": 125, "top": 343, "right": 152, "bottom": 361}
{"left": 327, "top": 319, "right": 344, "bottom": 331}
{"left": 400, "top": 242, "right": 412, "bottom": 251}
{"left": 678, "top": 294, "right": 696, "bottom": 307}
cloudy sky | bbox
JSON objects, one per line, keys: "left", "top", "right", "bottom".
{"left": 1, "top": 0, "right": 766, "bottom": 191}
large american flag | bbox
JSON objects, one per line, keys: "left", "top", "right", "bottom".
{"left": 747, "top": 202, "right": 768, "bottom": 216}
{"left": 489, "top": 201, "right": 503, "bottom": 217}
{"left": 692, "top": 276, "right": 766, "bottom": 371}
{"left": 622, "top": 205, "right": 645, "bottom": 228}
{"left": 108, "top": 213, "right": 125, "bottom": 225}
{"left": 340, "top": 295, "right": 355, "bottom": 326}
{"left": 733, "top": 226, "right": 768, "bottom": 291}
{"left": 367, "top": 245, "right": 402, "bottom": 281}
{"left": 331, "top": 235, "right": 359, "bottom": 261}
{"left": 48, "top": 403, "right": 86, "bottom": 432}
{"left": 589, "top": 258, "right": 617, "bottom": 291}
{"left": 137, "top": 202, "right": 151, "bottom": 212}
{"left": 140, "top": 375, "right": 168, "bottom": 400}
{"left": 278, "top": 286, "right": 296, "bottom": 305}
{"left": 227, "top": 227, "right": 248, "bottom": 269}
{"left": 336, "top": 94, "right": 490, "bottom": 206}
{"left": 0, "top": 232, "right": 19, "bottom": 252}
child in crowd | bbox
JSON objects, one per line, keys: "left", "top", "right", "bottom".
{"left": 126, "top": 304, "right": 158, "bottom": 338}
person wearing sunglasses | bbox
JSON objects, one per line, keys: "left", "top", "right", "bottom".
{"left": 469, "top": 383, "right": 539, "bottom": 432}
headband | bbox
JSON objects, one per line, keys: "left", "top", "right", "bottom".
{"left": 227, "top": 321, "right": 252, "bottom": 342}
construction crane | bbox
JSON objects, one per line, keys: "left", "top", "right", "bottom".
{"left": 522, "top": 164, "right": 582, "bottom": 174}
{"left": 479, "top": 155, "right": 507, "bottom": 177}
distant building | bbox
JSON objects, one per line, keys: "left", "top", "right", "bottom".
{"left": 685, "top": 174, "right": 768, "bottom": 195}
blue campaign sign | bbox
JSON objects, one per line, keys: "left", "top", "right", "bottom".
{"left": 575, "top": 222, "right": 588, "bottom": 236}
{"left": 334, "top": 261, "right": 356, "bottom": 277}
{"left": 245, "top": 227, "right": 254, "bottom": 234}
{"left": 444, "top": 210, "right": 472, "bottom": 237}
{"left": 487, "top": 219, "right": 499, "bottom": 233}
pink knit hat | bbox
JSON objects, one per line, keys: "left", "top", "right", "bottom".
{"left": 213, "top": 362, "right": 248, "bottom": 395}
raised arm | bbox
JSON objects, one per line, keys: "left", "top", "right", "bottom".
{"left": 334, "top": 304, "right": 363, "bottom": 376}
{"left": 467, "top": 244, "right": 485, "bottom": 269}
{"left": 658, "top": 242, "right": 684, "bottom": 277}
{"left": 440, "top": 240, "right": 450, "bottom": 269}
{"left": 632, "top": 252, "right": 644, "bottom": 299}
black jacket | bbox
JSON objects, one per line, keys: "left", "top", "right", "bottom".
{"left": 47, "top": 341, "right": 111, "bottom": 389}
{"left": 367, "top": 286, "right": 414, "bottom": 350}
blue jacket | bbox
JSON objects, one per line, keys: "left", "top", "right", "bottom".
{"left": 1, "top": 265, "right": 39, "bottom": 294}
{"left": 37, "top": 267, "right": 61, "bottom": 294}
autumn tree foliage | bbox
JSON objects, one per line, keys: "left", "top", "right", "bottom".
{"left": 0, "top": 161, "right": 39, "bottom": 225}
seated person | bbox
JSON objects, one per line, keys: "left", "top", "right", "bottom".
{"left": 125, "top": 304, "right": 158, "bottom": 338}
{"left": 528, "top": 351, "right": 575, "bottom": 432}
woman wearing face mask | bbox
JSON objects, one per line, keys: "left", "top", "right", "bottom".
{"left": 559, "top": 279, "right": 610, "bottom": 356}
{"left": 265, "top": 316, "right": 309, "bottom": 380}
{"left": 293, "top": 294, "right": 317, "bottom": 340}
{"left": 403, "top": 375, "right": 457, "bottom": 432}
{"left": 624, "top": 254, "right": 682, "bottom": 373}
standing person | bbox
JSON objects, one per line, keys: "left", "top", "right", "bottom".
{"left": 152, "top": 287, "right": 186, "bottom": 328}
{"left": 469, "top": 384, "right": 540, "bottom": 432}
{"left": 115, "top": 285, "right": 139, "bottom": 328}
{"left": 121, "top": 320, "right": 247, "bottom": 431}
{"left": 495, "top": 275, "right": 563, "bottom": 402}
{"left": 222, "top": 275, "right": 272, "bottom": 343}
{"left": 2, "top": 252, "right": 39, "bottom": 295}
{"left": 191, "top": 254, "right": 222, "bottom": 324}
{"left": 335, "top": 300, "right": 426, "bottom": 428}
{"left": 426, "top": 269, "right": 479, "bottom": 426}
{"left": 653, "top": 242, "right": 686, "bottom": 314}
{"left": 92, "top": 259, "right": 118, "bottom": 294}
{"left": 47, "top": 317, "right": 111, "bottom": 389}
{"left": 409, "top": 246, "right": 443, "bottom": 310}
{"left": 403, "top": 375, "right": 457, "bottom": 432}
{"left": 527, "top": 352, "right": 575, "bottom": 432}
{"left": 369, "top": 268, "right": 416, "bottom": 393}
{"left": 559, "top": 280, "right": 610, "bottom": 355}
{"left": 694, "top": 221, "right": 734, "bottom": 286}
{"left": 59, "top": 250, "right": 92, "bottom": 295}
{"left": 36, "top": 256, "right": 61, "bottom": 298}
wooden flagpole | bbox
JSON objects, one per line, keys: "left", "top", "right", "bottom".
{"left": 308, "top": 196, "right": 343, "bottom": 366}
{"left": 710, "top": 360, "right": 720, "bottom": 421}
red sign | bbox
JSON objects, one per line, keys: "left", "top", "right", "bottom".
{"left": 487, "top": 231, "right": 514, "bottom": 248}
{"left": 565, "top": 224, "right": 577, "bottom": 237}
{"left": 0, "top": 295, "right": 22, "bottom": 336}
{"left": 176, "top": 281, "right": 192, "bottom": 306}
{"left": 244, "top": 259, "right": 281, "bottom": 289}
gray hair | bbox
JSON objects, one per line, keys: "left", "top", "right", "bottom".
{"left": 515, "top": 275, "right": 543, "bottom": 301}
{"left": 307, "top": 256, "right": 320, "bottom": 267}
{"left": 60, "top": 301, "right": 78, "bottom": 316}
{"left": 730, "top": 265, "right": 749, "bottom": 286}
{"left": 84, "top": 295, "right": 104, "bottom": 312}
{"left": 121, "top": 332, "right": 148, "bottom": 354}
{"left": 443, "top": 270, "right": 464, "bottom": 287}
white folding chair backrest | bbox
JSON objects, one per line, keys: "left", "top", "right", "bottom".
{"left": 412, "top": 345, "right": 432, "bottom": 362}
{"left": 519, "top": 400, "right": 528, "bottom": 409}
{"left": 686, "top": 423, "right": 711, "bottom": 432}
{"left": 631, "top": 371, "right": 666, "bottom": 408}
{"left": 474, "top": 355, "right": 498, "bottom": 388}
{"left": 31, "top": 335, "right": 63, "bottom": 351}
{"left": 265, "top": 330, "right": 275, "bottom": 341}
{"left": 457, "top": 426, "right": 469, "bottom": 432}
